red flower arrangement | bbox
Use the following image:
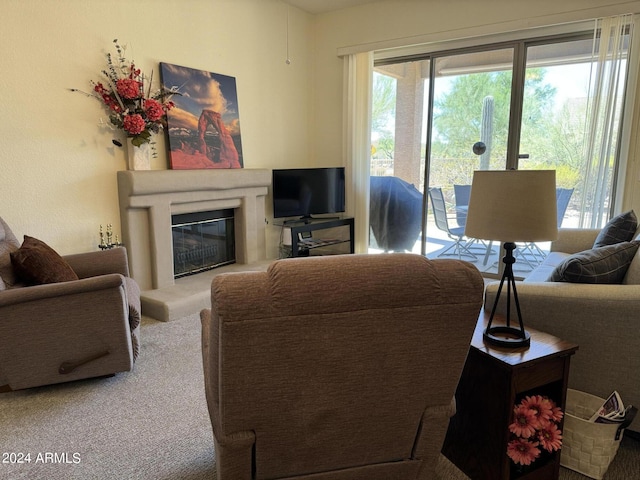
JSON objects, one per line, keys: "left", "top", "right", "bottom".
{"left": 71, "top": 39, "right": 179, "bottom": 147}
{"left": 507, "top": 395, "right": 564, "bottom": 467}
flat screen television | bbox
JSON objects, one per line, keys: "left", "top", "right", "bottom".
{"left": 272, "top": 167, "right": 346, "bottom": 219}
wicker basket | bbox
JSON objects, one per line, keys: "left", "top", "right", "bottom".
{"left": 560, "top": 389, "right": 631, "bottom": 479}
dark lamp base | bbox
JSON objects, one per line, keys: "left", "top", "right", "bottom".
{"left": 483, "top": 326, "right": 531, "bottom": 348}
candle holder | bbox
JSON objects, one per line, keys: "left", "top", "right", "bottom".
{"left": 99, "top": 224, "right": 124, "bottom": 250}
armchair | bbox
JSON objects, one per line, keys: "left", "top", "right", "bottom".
{"left": 201, "top": 253, "right": 484, "bottom": 479}
{"left": 0, "top": 217, "right": 141, "bottom": 391}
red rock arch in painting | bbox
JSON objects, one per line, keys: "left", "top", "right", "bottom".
{"left": 198, "top": 110, "right": 241, "bottom": 168}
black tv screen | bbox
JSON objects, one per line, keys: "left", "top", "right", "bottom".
{"left": 272, "top": 167, "right": 346, "bottom": 219}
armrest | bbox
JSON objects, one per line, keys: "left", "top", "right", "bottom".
{"left": 0, "top": 274, "right": 126, "bottom": 307}
{"left": 486, "top": 281, "right": 640, "bottom": 314}
{"left": 63, "top": 247, "right": 130, "bottom": 279}
{"left": 201, "top": 307, "right": 255, "bottom": 479}
{"left": 201, "top": 308, "right": 221, "bottom": 431}
{"left": 550, "top": 228, "right": 599, "bottom": 254}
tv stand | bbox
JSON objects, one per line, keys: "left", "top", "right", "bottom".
{"left": 283, "top": 215, "right": 340, "bottom": 225}
{"left": 276, "top": 217, "right": 355, "bottom": 258}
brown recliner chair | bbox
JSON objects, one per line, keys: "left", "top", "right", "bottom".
{"left": 201, "top": 253, "right": 483, "bottom": 480}
{"left": 0, "top": 217, "right": 141, "bottom": 391}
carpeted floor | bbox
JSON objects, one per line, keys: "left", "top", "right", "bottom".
{"left": 1, "top": 313, "right": 638, "bottom": 479}
{"left": 1, "top": 314, "right": 215, "bottom": 479}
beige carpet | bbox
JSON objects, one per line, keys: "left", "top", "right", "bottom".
{"left": 1, "top": 313, "right": 637, "bottom": 479}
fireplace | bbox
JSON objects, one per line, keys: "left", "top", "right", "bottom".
{"left": 172, "top": 209, "right": 235, "bottom": 278}
{"left": 117, "top": 168, "right": 271, "bottom": 321}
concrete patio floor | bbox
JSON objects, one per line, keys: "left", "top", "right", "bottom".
{"left": 369, "top": 217, "right": 554, "bottom": 279}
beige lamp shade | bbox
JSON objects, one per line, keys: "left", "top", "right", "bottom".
{"left": 464, "top": 170, "right": 558, "bottom": 243}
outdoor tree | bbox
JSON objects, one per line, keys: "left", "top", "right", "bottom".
{"left": 371, "top": 72, "right": 396, "bottom": 160}
{"left": 431, "top": 68, "right": 556, "bottom": 166}
{"left": 428, "top": 68, "right": 573, "bottom": 188}
{"left": 371, "top": 66, "right": 585, "bottom": 190}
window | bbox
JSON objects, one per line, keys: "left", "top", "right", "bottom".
{"left": 368, "top": 20, "right": 633, "bottom": 277}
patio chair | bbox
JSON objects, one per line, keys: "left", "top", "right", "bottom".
{"left": 428, "top": 187, "right": 477, "bottom": 260}
{"left": 516, "top": 187, "right": 574, "bottom": 266}
{"left": 556, "top": 188, "right": 574, "bottom": 227}
{"left": 454, "top": 184, "right": 496, "bottom": 261}
{"left": 453, "top": 184, "right": 471, "bottom": 227}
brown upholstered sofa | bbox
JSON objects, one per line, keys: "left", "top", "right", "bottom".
{"left": 201, "top": 253, "right": 484, "bottom": 480}
{"left": 0, "top": 217, "right": 141, "bottom": 391}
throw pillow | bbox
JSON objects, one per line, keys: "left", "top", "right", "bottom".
{"left": 10, "top": 235, "right": 79, "bottom": 285}
{"left": 593, "top": 210, "right": 637, "bottom": 248}
{"left": 548, "top": 241, "right": 640, "bottom": 284}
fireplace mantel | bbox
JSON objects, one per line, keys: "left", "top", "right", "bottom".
{"left": 117, "top": 168, "right": 271, "bottom": 321}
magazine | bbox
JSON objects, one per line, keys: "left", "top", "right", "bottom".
{"left": 589, "top": 391, "right": 633, "bottom": 423}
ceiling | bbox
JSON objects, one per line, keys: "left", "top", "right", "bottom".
{"left": 284, "top": 0, "right": 380, "bottom": 14}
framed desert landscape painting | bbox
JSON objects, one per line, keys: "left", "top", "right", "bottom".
{"left": 160, "top": 62, "right": 243, "bottom": 169}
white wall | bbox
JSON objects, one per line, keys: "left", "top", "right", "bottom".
{"left": 1, "top": 0, "right": 313, "bottom": 255}
{"left": 310, "top": 0, "right": 640, "bottom": 216}
{"left": 5, "top": 0, "right": 640, "bottom": 260}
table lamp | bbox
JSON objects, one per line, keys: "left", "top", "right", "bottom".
{"left": 465, "top": 170, "right": 558, "bottom": 347}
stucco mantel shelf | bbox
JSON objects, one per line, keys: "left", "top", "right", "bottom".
{"left": 117, "top": 168, "right": 271, "bottom": 322}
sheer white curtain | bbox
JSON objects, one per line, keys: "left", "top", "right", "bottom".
{"left": 580, "top": 14, "right": 635, "bottom": 227}
{"left": 343, "top": 52, "right": 373, "bottom": 253}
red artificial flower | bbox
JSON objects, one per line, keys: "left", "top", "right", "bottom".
{"left": 144, "top": 98, "right": 164, "bottom": 122}
{"left": 538, "top": 422, "right": 563, "bottom": 452}
{"left": 507, "top": 395, "right": 563, "bottom": 467}
{"left": 509, "top": 404, "right": 538, "bottom": 439}
{"left": 116, "top": 78, "right": 141, "bottom": 100}
{"left": 100, "top": 94, "right": 121, "bottom": 113}
{"left": 94, "top": 83, "right": 108, "bottom": 95}
{"left": 550, "top": 404, "right": 564, "bottom": 423}
{"left": 123, "top": 114, "right": 146, "bottom": 135}
{"left": 507, "top": 438, "right": 541, "bottom": 466}
{"left": 129, "top": 63, "right": 141, "bottom": 78}
{"left": 72, "top": 41, "right": 180, "bottom": 145}
{"left": 522, "top": 395, "right": 554, "bottom": 429}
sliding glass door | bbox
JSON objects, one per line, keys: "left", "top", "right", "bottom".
{"left": 369, "top": 48, "right": 515, "bottom": 272}
{"left": 369, "top": 23, "right": 632, "bottom": 277}
{"left": 427, "top": 49, "right": 515, "bottom": 271}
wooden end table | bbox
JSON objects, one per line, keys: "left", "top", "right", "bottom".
{"left": 441, "top": 310, "right": 578, "bottom": 480}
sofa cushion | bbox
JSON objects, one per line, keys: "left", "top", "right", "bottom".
{"left": 10, "top": 235, "right": 79, "bottom": 285}
{"left": 548, "top": 241, "right": 640, "bottom": 284}
{"left": 525, "top": 252, "right": 571, "bottom": 282}
{"left": 593, "top": 210, "right": 637, "bottom": 248}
